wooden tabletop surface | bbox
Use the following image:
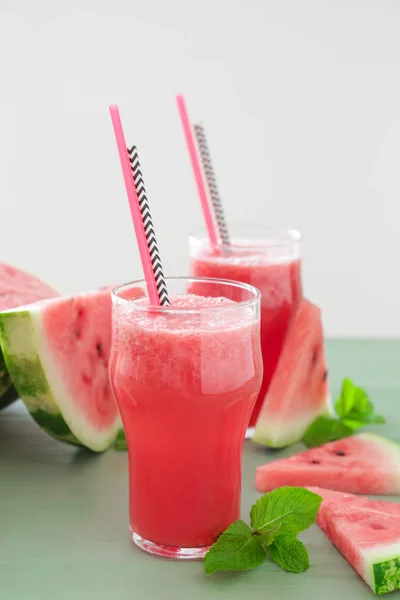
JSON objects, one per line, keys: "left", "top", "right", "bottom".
{"left": 1, "top": 340, "right": 399, "bottom": 600}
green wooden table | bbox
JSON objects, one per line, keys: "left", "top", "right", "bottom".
{"left": 1, "top": 341, "right": 399, "bottom": 600}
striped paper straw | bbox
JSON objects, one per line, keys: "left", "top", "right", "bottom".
{"left": 176, "top": 95, "right": 218, "bottom": 248}
{"left": 193, "top": 122, "right": 230, "bottom": 247}
{"left": 109, "top": 105, "right": 170, "bottom": 306}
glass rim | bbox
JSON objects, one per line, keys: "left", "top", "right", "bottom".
{"left": 189, "top": 226, "right": 302, "bottom": 250}
{"left": 112, "top": 276, "right": 261, "bottom": 315}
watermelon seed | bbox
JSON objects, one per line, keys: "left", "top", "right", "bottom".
{"left": 78, "top": 308, "right": 84, "bottom": 317}
{"left": 311, "top": 460, "right": 320, "bottom": 464}
{"left": 311, "top": 349, "right": 318, "bottom": 365}
{"left": 335, "top": 450, "right": 346, "bottom": 456}
{"left": 323, "top": 370, "right": 328, "bottom": 381}
{"left": 75, "top": 330, "right": 80, "bottom": 339}
{"left": 96, "top": 343, "right": 103, "bottom": 357}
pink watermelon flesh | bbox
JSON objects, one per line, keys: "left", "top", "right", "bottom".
{"left": 256, "top": 433, "right": 400, "bottom": 495}
{"left": 0, "top": 262, "right": 58, "bottom": 408}
{"left": 252, "top": 298, "right": 331, "bottom": 448}
{"left": 42, "top": 290, "right": 116, "bottom": 430}
{"left": 311, "top": 487, "right": 400, "bottom": 595}
{"left": 309, "top": 487, "right": 400, "bottom": 516}
{"left": 0, "top": 263, "right": 58, "bottom": 311}
{"left": 39, "top": 285, "right": 145, "bottom": 433}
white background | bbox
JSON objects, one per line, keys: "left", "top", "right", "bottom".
{"left": 0, "top": 0, "right": 399, "bottom": 337}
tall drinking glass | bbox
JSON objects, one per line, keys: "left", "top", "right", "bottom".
{"left": 189, "top": 228, "right": 302, "bottom": 430}
{"left": 109, "top": 277, "right": 262, "bottom": 559}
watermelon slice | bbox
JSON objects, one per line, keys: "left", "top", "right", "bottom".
{"left": 312, "top": 487, "right": 400, "bottom": 595}
{"left": 0, "top": 262, "right": 58, "bottom": 409}
{"left": 252, "top": 299, "right": 331, "bottom": 448}
{"left": 0, "top": 286, "right": 143, "bottom": 451}
{"left": 256, "top": 433, "right": 400, "bottom": 495}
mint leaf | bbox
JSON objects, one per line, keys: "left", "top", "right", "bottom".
{"left": 340, "top": 417, "right": 368, "bottom": 430}
{"left": 204, "top": 521, "right": 265, "bottom": 575}
{"left": 260, "top": 524, "right": 281, "bottom": 549}
{"left": 113, "top": 429, "right": 127, "bottom": 451}
{"left": 352, "top": 385, "right": 374, "bottom": 417}
{"left": 341, "top": 412, "right": 386, "bottom": 429}
{"left": 334, "top": 377, "right": 357, "bottom": 418}
{"left": 303, "top": 416, "right": 353, "bottom": 448}
{"left": 250, "top": 487, "right": 322, "bottom": 537}
{"left": 365, "top": 413, "right": 386, "bottom": 425}
{"left": 336, "top": 381, "right": 373, "bottom": 421}
{"left": 335, "top": 379, "right": 385, "bottom": 427}
{"left": 268, "top": 536, "right": 310, "bottom": 573}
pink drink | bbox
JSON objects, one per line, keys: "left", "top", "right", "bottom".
{"left": 189, "top": 230, "right": 302, "bottom": 428}
{"left": 109, "top": 278, "right": 262, "bottom": 558}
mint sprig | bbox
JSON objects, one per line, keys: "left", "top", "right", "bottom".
{"left": 204, "top": 487, "right": 322, "bottom": 576}
{"left": 334, "top": 378, "right": 385, "bottom": 428}
{"left": 303, "top": 378, "right": 385, "bottom": 448}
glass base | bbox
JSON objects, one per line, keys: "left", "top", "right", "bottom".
{"left": 245, "top": 426, "right": 255, "bottom": 439}
{"left": 130, "top": 530, "right": 210, "bottom": 559}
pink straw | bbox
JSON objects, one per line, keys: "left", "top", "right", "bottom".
{"left": 176, "top": 95, "right": 218, "bottom": 247}
{"left": 109, "top": 104, "right": 161, "bottom": 306}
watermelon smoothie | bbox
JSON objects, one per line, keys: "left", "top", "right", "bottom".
{"left": 189, "top": 229, "right": 302, "bottom": 429}
{"left": 109, "top": 277, "right": 262, "bottom": 559}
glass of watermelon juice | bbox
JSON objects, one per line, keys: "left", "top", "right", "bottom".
{"left": 189, "top": 228, "right": 302, "bottom": 432}
{"left": 109, "top": 277, "right": 262, "bottom": 559}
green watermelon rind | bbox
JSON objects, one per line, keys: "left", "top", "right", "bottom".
{"left": 0, "top": 354, "right": 18, "bottom": 409}
{"left": 370, "top": 552, "right": 400, "bottom": 595}
{"left": 0, "top": 307, "right": 119, "bottom": 452}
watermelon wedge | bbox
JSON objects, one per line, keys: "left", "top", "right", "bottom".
{"left": 252, "top": 299, "right": 331, "bottom": 448}
{"left": 312, "top": 487, "right": 400, "bottom": 595}
{"left": 0, "top": 262, "right": 58, "bottom": 409}
{"left": 256, "top": 433, "right": 400, "bottom": 495}
{"left": 0, "top": 286, "right": 143, "bottom": 451}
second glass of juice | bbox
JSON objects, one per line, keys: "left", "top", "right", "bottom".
{"left": 189, "top": 228, "right": 302, "bottom": 429}
{"left": 109, "top": 277, "right": 262, "bottom": 559}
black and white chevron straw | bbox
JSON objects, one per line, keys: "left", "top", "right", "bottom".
{"left": 193, "top": 123, "right": 230, "bottom": 247}
{"left": 127, "top": 145, "right": 170, "bottom": 306}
